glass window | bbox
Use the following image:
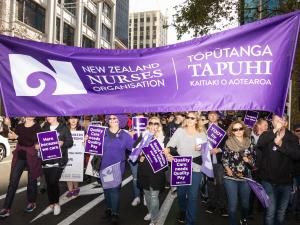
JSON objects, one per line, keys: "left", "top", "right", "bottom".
{"left": 102, "top": 24, "right": 111, "bottom": 42}
{"left": 83, "top": 8, "right": 96, "bottom": 31}
{"left": 146, "top": 17, "right": 150, "bottom": 22}
{"left": 64, "top": 0, "right": 76, "bottom": 16}
{"left": 17, "top": 0, "right": 45, "bottom": 33}
{"left": 63, "top": 22, "right": 74, "bottom": 46}
{"left": 82, "top": 36, "right": 95, "bottom": 48}
{"left": 140, "top": 18, "right": 144, "bottom": 22}
{"left": 102, "top": 2, "right": 111, "bottom": 19}
{"left": 56, "top": 17, "right": 60, "bottom": 41}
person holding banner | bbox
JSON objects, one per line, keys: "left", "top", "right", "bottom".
{"left": 100, "top": 114, "right": 133, "bottom": 225}
{"left": 164, "top": 111, "right": 206, "bottom": 225}
{"left": 222, "top": 121, "right": 255, "bottom": 225}
{"left": 40, "top": 117, "right": 73, "bottom": 216}
{"left": 293, "top": 123, "right": 300, "bottom": 221}
{"left": 65, "top": 116, "right": 85, "bottom": 199}
{"left": 0, "top": 117, "right": 41, "bottom": 218}
{"left": 256, "top": 115, "right": 300, "bottom": 225}
{"left": 137, "top": 116, "right": 167, "bottom": 225}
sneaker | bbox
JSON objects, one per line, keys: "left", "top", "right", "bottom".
{"left": 73, "top": 188, "right": 80, "bottom": 197}
{"left": 101, "top": 208, "right": 112, "bottom": 220}
{"left": 177, "top": 211, "right": 186, "bottom": 224}
{"left": 220, "top": 208, "right": 228, "bottom": 217}
{"left": 0, "top": 209, "right": 10, "bottom": 218}
{"left": 143, "top": 196, "right": 147, "bottom": 206}
{"left": 53, "top": 204, "right": 61, "bottom": 216}
{"left": 111, "top": 214, "right": 119, "bottom": 225}
{"left": 144, "top": 213, "right": 151, "bottom": 221}
{"left": 201, "top": 196, "right": 208, "bottom": 204}
{"left": 42, "top": 206, "right": 54, "bottom": 215}
{"left": 240, "top": 219, "right": 248, "bottom": 225}
{"left": 131, "top": 197, "right": 140, "bottom": 206}
{"left": 24, "top": 203, "right": 36, "bottom": 212}
{"left": 66, "top": 191, "right": 74, "bottom": 198}
{"left": 205, "top": 206, "right": 215, "bottom": 214}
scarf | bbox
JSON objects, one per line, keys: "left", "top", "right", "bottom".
{"left": 226, "top": 136, "right": 251, "bottom": 152}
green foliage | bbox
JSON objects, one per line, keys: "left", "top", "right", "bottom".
{"left": 172, "top": 0, "right": 300, "bottom": 39}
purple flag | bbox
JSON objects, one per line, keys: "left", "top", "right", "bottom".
{"left": 100, "top": 162, "right": 122, "bottom": 189}
{"left": 0, "top": 12, "right": 299, "bottom": 116}
{"left": 85, "top": 125, "right": 106, "bottom": 156}
{"left": 207, "top": 124, "right": 226, "bottom": 148}
{"left": 37, "top": 131, "right": 62, "bottom": 161}
{"left": 129, "top": 131, "right": 153, "bottom": 163}
{"left": 244, "top": 178, "right": 271, "bottom": 208}
{"left": 132, "top": 117, "right": 148, "bottom": 141}
{"left": 244, "top": 111, "right": 259, "bottom": 128}
{"left": 201, "top": 143, "right": 214, "bottom": 178}
{"left": 142, "top": 139, "right": 168, "bottom": 173}
{"left": 171, "top": 156, "right": 192, "bottom": 186}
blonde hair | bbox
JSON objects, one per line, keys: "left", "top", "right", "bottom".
{"left": 146, "top": 116, "right": 165, "bottom": 140}
{"left": 227, "top": 121, "right": 249, "bottom": 138}
{"left": 181, "top": 111, "right": 206, "bottom": 133}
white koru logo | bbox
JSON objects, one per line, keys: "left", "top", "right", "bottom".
{"left": 101, "top": 166, "right": 114, "bottom": 183}
{"left": 9, "top": 54, "right": 87, "bottom": 96}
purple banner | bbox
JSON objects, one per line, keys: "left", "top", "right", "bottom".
{"left": 85, "top": 125, "right": 106, "bottom": 155}
{"left": 142, "top": 139, "right": 168, "bottom": 173}
{"left": 244, "top": 178, "right": 271, "bottom": 208}
{"left": 37, "top": 131, "right": 61, "bottom": 161}
{"left": 207, "top": 124, "right": 226, "bottom": 148}
{"left": 0, "top": 12, "right": 299, "bottom": 116}
{"left": 100, "top": 162, "right": 122, "bottom": 189}
{"left": 244, "top": 111, "right": 259, "bottom": 128}
{"left": 132, "top": 117, "right": 148, "bottom": 141}
{"left": 201, "top": 143, "right": 214, "bottom": 178}
{"left": 171, "top": 156, "right": 192, "bottom": 186}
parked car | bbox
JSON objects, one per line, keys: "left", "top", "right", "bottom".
{"left": 0, "top": 135, "right": 11, "bottom": 161}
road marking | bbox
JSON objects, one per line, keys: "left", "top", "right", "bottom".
{"left": 157, "top": 190, "right": 177, "bottom": 225}
{"left": 57, "top": 176, "right": 132, "bottom": 225}
{"left": 0, "top": 182, "right": 40, "bottom": 200}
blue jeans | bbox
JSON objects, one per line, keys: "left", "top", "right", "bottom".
{"left": 295, "top": 176, "right": 300, "bottom": 213}
{"left": 144, "top": 187, "right": 160, "bottom": 223}
{"left": 103, "top": 186, "right": 121, "bottom": 215}
{"left": 177, "top": 172, "right": 202, "bottom": 225}
{"left": 262, "top": 181, "right": 291, "bottom": 225}
{"left": 129, "top": 161, "right": 140, "bottom": 198}
{"left": 224, "top": 178, "right": 250, "bottom": 225}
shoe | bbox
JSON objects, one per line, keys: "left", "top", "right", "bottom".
{"left": 201, "top": 196, "right": 208, "bottom": 204}
{"left": 42, "top": 206, "right": 54, "bottom": 215}
{"left": 66, "top": 191, "right": 74, "bottom": 198}
{"left": 111, "top": 214, "right": 119, "bottom": 225}
{"left": 205, "top": 206, "right": 215, "bottom": 214}
{"left": 73, "top": 188, "right": 80, "bottom": 197}
{"left": 0, "top": 209, "right": 10, "bottom": 218}
{"left": 177, "top": 211, "right": 186, "bottom": 224}
{"left": 143, "top": 196, "right": 147, "bottom": 206}
{"left": 24, "top": 203, "right": 36, "bottom": 212}
{"left": 53, "top": 204, "right": 61, "bottom": 216}
{"left": 144, "top": 213, "right": 151, "bottom": 221}
{"left": 220, "top": 208, "right": 228, "bottom": 217}
{"left": 131, "top": 197, "right": 140, "bottom": 206}
{"left": 149, "top": 222, "right": 156, "bottom": 225}
{"left": 101, "top": 208, "right": 112, "bottom": 220}
{"left": 240, "top": 219, "right": 248, "bottom": 225}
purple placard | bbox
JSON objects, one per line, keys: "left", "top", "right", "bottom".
{"left": 0, "top": 12, "right": 299, "bottom": 117}
{"left": 85, "top": 125, "right": 106, "bottom": 155}
{"left": 171, "top": 156, "right": 192, "bottom": 186}
{"left": 201, "top": 143, "right": 214, "bottom": 178}
{"left": 244, "top": 111, "right": 259, "bottom": 128}
{"left": 207, "top": 124, "right": 226, "bottom": 148}
{"left": 142, "top": 139, "right": 168, "bottom": 173}
{"left": 37, "top": 131, "right": 62, "bottom": 161}
{"left": 133, "top": 117, "right": 148, "bottom": 141}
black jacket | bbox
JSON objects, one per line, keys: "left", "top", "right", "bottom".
{"left": 256, "top": 129, "right": 300, "bottom": 185}
{"left": 41, "top": 122, "right": 73, "bottom": 167}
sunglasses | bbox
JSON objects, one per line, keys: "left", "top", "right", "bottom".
{"left": 232, "top": 127, "right": 244, "bottom": 132}
{"left": 186, "top": 116, "right": 196, "bottom": 120}
{"left": 295, "top": 129, "right": 300, "bottom": 133}
{"left": 149, "top": 122, "right": 160, "bottom": 126}
{"left": 200, "top": 119, "right": 206, "bottom": 121}
{"left": 109, "top": 117, "right": 118, "bottom": 121}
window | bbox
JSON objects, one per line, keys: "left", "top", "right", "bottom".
{"left": 56, "top": 17, "right": 60, "bottom": 41}
{"left": 102, "top": 2, "right": 111, "bottom": 19}
{"left": 17, "top": 0, "right": 45, "bottom": 33}
{"left": 154, "top": 17, "right": 157, "bottom": 22}
{"left": 82, "top": 36, "right": 95, "bottom": 48}
{"left": 140, "top": 18, "right": 144, "bottom": 22}
{"left": 83, "top": 8, "right": 96, "bottom": 31}
{"left": 146, "top": 17, "right": 150, "bottom": 22}
{"left": 63, "top": 22, "right": 74, "bottom": 46}
{"left": 64, "top": 0, "right": 76, "bottom": 16}
{"left": 102, "top": 24, "right": 111, "bottom": 42}
{"left": 140, "top": 44, "right": 143, "bottom": 48}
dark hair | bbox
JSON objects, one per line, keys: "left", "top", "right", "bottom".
{"left": 227, "top": 121, "right": 249, "bottom": 138}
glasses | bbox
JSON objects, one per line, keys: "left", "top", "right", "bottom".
{"left": 295, "top": 129, "right": 300, "bottom": 133}
{"left": 186, "top": 116, "right": 196, "bottom": 120}
{"left": 149, "top": 122, "right": 160, "bottom": 126}
{"left": 200, "top": 119, "right": 206, "bottom": 121}
{"left": 109, "top": 117, "right": 118, "bottom": 121}
{"left": 232, "top": 127, "right": 244, "bottom": 132}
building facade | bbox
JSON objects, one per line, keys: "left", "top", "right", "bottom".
{"left": 115, "top": 0, "right": 129, "bottom": 49}
{"left": 128, "top": 10, "right": 167, "bottom": 49}
{"left": 0, "top": 0, "right": 128, "bottom": 50}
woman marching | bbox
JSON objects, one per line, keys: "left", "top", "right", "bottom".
{"left": 164, "top": 111, "right": 207, "bottom": 225}
{"left": 41, "top": 117, "right": 73, "bottom": 216}
{"left": 222, "top": 121, "right": 255, "bottom": 225}
{"left": 137, "top": 116, "right": 167, "bottom": 225}
{"left": 0, "top": 117, "right": 42, "bottom": 218}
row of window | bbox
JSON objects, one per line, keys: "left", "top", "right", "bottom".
{"left": 130, "top": 17, "right": 157, "bottom": 23}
